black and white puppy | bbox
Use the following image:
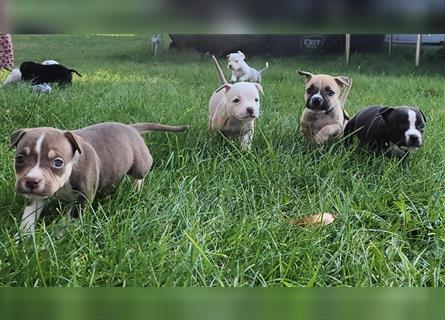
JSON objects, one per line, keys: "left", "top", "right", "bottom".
{"left": 20, "top": 61, "right": 82, "bottom": 87}
{"left": 344, "top": 105, "right": 426, "bottom": 157}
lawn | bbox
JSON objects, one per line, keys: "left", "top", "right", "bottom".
{"left": 1, "top": 34, "right": 445, "bottom": 287}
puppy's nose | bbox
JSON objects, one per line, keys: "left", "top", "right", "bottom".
{"left": 311, "top": 96, "right": 322, "bottom": 106}
{"left": 408, "top": 135, "right": 421, "bottom": 147}
{"left": 25, "top": 178, "right": 41, "bottom": 191}
{"left": 246, "top": 107, "right": 254, "bottom": 116}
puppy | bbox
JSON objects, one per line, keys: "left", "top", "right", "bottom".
{"left": 2, "top": 68, "right": 22, "bottom": 86}
{"left": 20, "top": 61, "right": 82, "bottom": 87}
{"left": 10, "top": 122, "right": 189, "bottom": 234}
{"left": 2, "top": 60, "right": 59, "bottom": 86}
{"left": 298, "top": 70, "right": 351, "bottom": 145}
{"left": 227, "top": 51, "right": 269, "bottom": 83}
{"left": 210, "top": 55, "right": 264, "bottom": 150}
{"left": 344, "top": 106, "right": 426, "bottom": 157}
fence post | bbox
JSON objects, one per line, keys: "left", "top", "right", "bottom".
{"left": 345, "top": 34, "right": 351, "bottom": 65}
{"left": 415, "top": 34, "right": 421, "bottom": 66}
{"left": 388, "top": 34, "right": 393, "bottom": 54}
{"left": 152, "top": 34, "right": 161, "bottom": 57}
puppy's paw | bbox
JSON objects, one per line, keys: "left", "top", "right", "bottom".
{"left": 314, "top": 133, "right": 326, "bottom": 145}
{"left": 19, "top": 221, "right": 35, "bottom": 235}
{"left": 14, "top": 232, "right": 22, "bottom": 244}
{"left": 240, "top": 142, "right": 252, "bottom": 151}
{"left": 132, "top": 179, "right": 144, "bottom": 192}
{"left": 14, "top": 231, "right": 31, "bottom": 244}
{"left": 55, "top": 217, "right": 71, "bottom": 239}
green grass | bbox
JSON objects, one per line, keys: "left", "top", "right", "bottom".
{"left": 1, "top": 35, "right": 445, "bottom": 287}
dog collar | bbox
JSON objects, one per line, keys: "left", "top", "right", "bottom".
{"left": 306, "top": 108, "right": 330, "bottom": 114}
{"left": 324, "top": 106, "right": 335, "bottom": 114}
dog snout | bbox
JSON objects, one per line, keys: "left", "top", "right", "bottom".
{"left": 407, "top": 135, "right": 421, "bottom": 147}
{"left": 246, "top": 107, "right": 254, "bottom": 116}
{"left": 310, "top": 96, "right": 322, "bottom": 106}
{"left": 25, "top": 177, "right": 42, "bottom": 191}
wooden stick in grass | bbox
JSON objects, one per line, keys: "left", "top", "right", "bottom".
{"left": 211, "top": 55, "right": 228, "bottom": 85}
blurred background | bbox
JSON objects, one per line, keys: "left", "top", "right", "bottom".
{"left": 3, "top": 0, "right": 445, "bottom": 33}
{"left": 1, "top": 289, "right": 444, "bottom": 320}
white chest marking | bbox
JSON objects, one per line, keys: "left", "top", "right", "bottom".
{"left": 26, "top": 133, "right": 45, "bottom": 178}
{"left": 20, "top": 199, "right": 45, "bottom": 234}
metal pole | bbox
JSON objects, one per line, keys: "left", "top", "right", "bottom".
{"left": 152, "top": 34, "right": 161, "bottom": 57}
{"left": 415, "top": 34, "right": 421, "bottom": 66}
{"left": 345, "top": 34, "right": 351, "bottom": 65}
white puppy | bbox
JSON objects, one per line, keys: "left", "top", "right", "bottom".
{"left": 2, "top": 68, "right": 22, "bottom": 86}
{"left": 227, "top": 50, "right": 269, "bottom": 83}
{"left": 210, "top": 55, "right": 264, "bottom": 150}
{"left": 2, "top": 60, "right": 59, "bottom": 86}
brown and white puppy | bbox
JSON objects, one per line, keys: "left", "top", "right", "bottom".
{"left": 10, "top": 122, "right": 188, "bottom": 234}
{"left": 298, "top": 70, "right": 351, "bottom": 145}
{"left": 210, "top": 55, "right": 264, "bottom": 150}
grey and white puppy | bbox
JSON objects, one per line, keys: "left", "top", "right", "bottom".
{"left": 344, "top": 105, "right": 426, "bottom": 157}
{"left": 11, "top": 122, "right": 188, "bottom": 234}
{"left": 227, "top": 51, "right": 269, "bottom": 83}
{"left": 298, "top": 70, "right": 351, "bottom": 145}
{"left": 210, "top": 55, "right": 264, "bottom": 150}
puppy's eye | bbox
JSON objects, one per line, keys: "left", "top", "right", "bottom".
{"left": 255, "top": 98, "right": 259, "bottom": 102}
{"left": 235, "top": 60, "right": 239, "bottom": 63}
{"left": 15, "top": 154, "right": 25, "bottom": 165}
{"left": 52, "top": 157, "right": 64, "bottom": 169}
{"left": 327, "top": 89, "right": 335, "bottom": 96}
{"left": 419, "top": 124, "right": 425, "bottom": 130}
{"left": 233, "top": 98, "right": 241, "bottom": 103}
{"left": 306, "top": 88, "right": 311, "bottom": 94}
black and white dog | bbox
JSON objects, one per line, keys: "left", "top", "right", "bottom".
{"left": 2, "top": 60, "right": 60, "bottom": 86}
{"left": 344, "top": 106, "right": 426, "bottom": 156}
{"left": 20, "top": 61, "right": 82, "bottom": 87}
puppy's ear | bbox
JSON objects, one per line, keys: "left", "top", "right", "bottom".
{"left": 297, "top": 70, "right": 313, "bottom": 82}
{"left": 378, "top": 107, "right": 394, "bottom": 121}
{"left": 335, "top": 76, "right": 350, "bottom": 87}
{"left": 64, "top": 132, "right": 82, "bottom": 155}
{"left": 255, "top": 83, "right": 264, "bottom": 96}
{"left": 237, "top": 51, "right": 245, "bottom": 59}
{"left": 10, "top": 129, "right": 27, "bottom": 149}
{"left": 226, "top": 54, "right": 231, "bottom": 58}
{"left": 215, "top": 84, "right": 232, "bottom": 93}
{"left": 419, "top": 109, "right": 427, "bottom": 122}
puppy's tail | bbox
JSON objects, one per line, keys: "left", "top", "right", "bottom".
{"left": 339, "top": 78, "right": 352, "bottom": 120}
{"left": 69, "top": 69, "right": 82, "bottom": 77}
{"left": 211, "top": 55, "right": 228, "bottom": 85}
{"left": 339, "top": 78, "right": 352, "bottom": 108}
{"left": 259, "top": 62, "right": 269, "bottom": 74}
{"left": 131, "top": 123, "right": 189, "bottom": 133}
